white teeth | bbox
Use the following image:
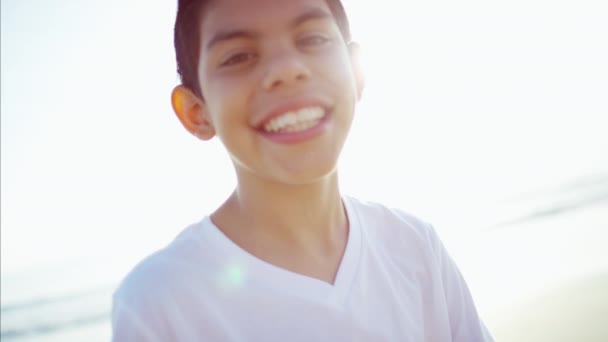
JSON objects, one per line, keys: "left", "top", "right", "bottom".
{"left": 263, "top": 106, "right": 325, "bottom": 133}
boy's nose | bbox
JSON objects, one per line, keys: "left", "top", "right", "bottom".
{"left": 262, "top": 53, "right": 311, "bottom": 91}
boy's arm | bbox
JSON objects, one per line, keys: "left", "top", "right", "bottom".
{"left": 427, "top": 224, "right": 495, "bottom": 342}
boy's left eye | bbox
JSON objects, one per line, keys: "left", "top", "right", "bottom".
{"left": 298, "top": 35, "right": 330, "bottom": 47}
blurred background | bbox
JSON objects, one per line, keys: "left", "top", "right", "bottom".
{"left": 1, "top": 0, "right": 607, "bottom": 341}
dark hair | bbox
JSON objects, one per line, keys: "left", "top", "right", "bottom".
{"left": 174, "top": 0, "right": 352, "bottom": 97}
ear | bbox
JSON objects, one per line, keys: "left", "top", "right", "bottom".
{"left": 171, "top": 85, "right": 215, "bottom": 140}
{"left": 348, "top": 42, "right": 365, "bottom": 100}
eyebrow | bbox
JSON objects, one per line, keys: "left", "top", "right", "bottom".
{"left": 291, "top": 7, "right": 332, "bottom": 28}
{"left": 205, "top": 7, "right": 332, "bottom": 51}
{"left": 206, "top": 30, "right": 258, "bottom": 51}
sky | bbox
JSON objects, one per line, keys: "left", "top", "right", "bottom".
{"left": 2, "top": 0, "right": 607, "bottom": 277}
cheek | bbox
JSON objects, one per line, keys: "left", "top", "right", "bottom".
{"left": 204, "top": 77, "right": 252, "bottom": 122}
{"left": 317, "top": 50, "right": 357, "bottom": 94}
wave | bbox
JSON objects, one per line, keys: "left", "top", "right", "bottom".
{"left": 487, "top": 173, "right": 608, "bottom": 229}
{"left": 1, "top": 286, "right": 113, "bottom": 339}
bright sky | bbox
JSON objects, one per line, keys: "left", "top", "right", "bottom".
{"left": 1, "top": 0, "right": 607, "bottom": 277}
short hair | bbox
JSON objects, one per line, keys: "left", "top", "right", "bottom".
{"left": 174, "top": 0, "right": 352, "bottom": 97}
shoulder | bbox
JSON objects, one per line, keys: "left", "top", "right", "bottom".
{"left": 344, "top": 195, "right": 451, "bottom": 270}
{"left": 344, "top": 195, "right": 437, "bottom": 244}
{"left": 113, "top": 219, "right": 210, "bottom": 306}
{"left": 111, "top": 218, "right": 225, "bottom": 339}
{"left": 345, "top": 197, "right": 493, "bottom": 341}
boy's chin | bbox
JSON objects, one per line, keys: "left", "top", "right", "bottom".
{"left": 276, "top": 167, "right": 339, "bottom": 186}
{"left": 247, "top": 163, "right": 340, "bottom": 187}
{"left": 232, "top": 151, "right": 343, "bottom": 187}
{"left": 273, "top": 157, "right": 340, "bottom": 185}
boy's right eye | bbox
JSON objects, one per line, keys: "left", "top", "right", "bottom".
{"left": 220, "top": 52, "right": 256, "bottom": 67}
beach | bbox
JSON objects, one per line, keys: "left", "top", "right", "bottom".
{"left": 3, "top": 0, "right": 607, "bottom": 339}
{"left": 489, "top": 272, "right": 608, "bottom": 342}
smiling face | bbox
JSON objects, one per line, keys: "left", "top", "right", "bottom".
{"left": 172, "top": 0, "right": 363, "bottom": 186}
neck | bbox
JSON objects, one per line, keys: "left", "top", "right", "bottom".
{"left": 212, "top": 170, "right": 347, "bottom": 250}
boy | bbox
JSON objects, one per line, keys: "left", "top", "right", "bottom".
{"left": 112, "top": 0, "right": 494, "bottom": 340}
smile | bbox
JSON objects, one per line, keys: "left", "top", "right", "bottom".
{"left": 263, "top": 106, "right": 326, "bottom": 133}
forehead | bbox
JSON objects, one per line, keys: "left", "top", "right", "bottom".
{"left": 200, "top": 0, "right": 333, "bottom": 39}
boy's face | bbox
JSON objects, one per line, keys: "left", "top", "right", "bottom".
{"left": 175, "top": 0, "right": 362, "bottom": 185}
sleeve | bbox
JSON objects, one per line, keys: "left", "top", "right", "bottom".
{"left": 427, "top": 224, "right": 495, "bottom": 342}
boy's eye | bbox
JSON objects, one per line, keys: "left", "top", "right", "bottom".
{"left": 220, "top": 52, "right": 256, "bottom": 67}
{"left": 298, "top": 35, "right": 330, "bottom": 47}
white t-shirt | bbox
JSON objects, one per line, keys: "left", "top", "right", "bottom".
{"left": 112, "top": 196, "right": 493, "bottom": 341}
